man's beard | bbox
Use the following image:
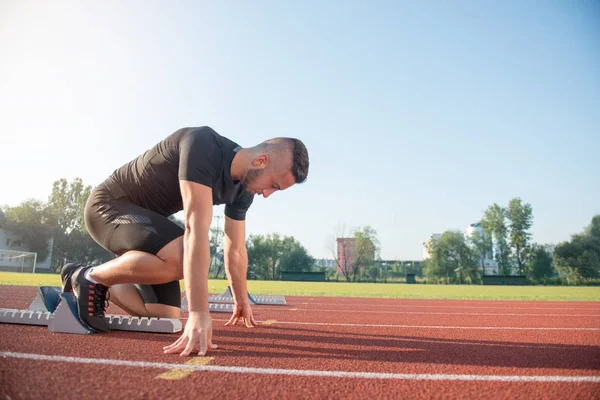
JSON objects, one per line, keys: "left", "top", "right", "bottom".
{"left": 241, "top": 168, "right": 264, "bottom": 191}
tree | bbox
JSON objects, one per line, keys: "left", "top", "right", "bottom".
{"left": 526, "top": 243, "right": 555, "bottom": 281}
{"left": 2, "top": 200, "right": 53, "bottom": 263}
{"left": 554, "top": 215, "right": 600, "bottom": 283}
{"left": 353, "top": 225, "right": 379, "bottom": 281}
{"left": 467, "top": 228, "right": 493, "bottom": 277}
{"left": 279, "top": 245, "right": 315, "bottom": 272}
{"left": 246, "top": 233, "right": 309, "bottom": 280}
{"left": 425, "top": 230, "right": 478, "bottom": 284}
{"left": 327, "top": 223, "right": 355, "bottom": 282}
{"left": 506, "top": 198, "right": 533, "bottom": 274}
{"left": 481, "top": 203, "right": 512, "bottom": 275}
{"left": 47, "top": 178, "right": 113, "bottom": 269}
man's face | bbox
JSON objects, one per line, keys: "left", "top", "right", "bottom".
{"left": 241, "top": 167, "right": 295, "bottom": 198}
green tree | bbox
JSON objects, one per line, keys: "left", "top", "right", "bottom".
{"left": 425, "top": 230, "right": 478, "bottom": 284}
{"left": 246, "top": 233, "right": 308, "bottom": 280}
{"left": 506, "top": 198, "right": 533, "bottom": 274}
{"left": 467, "top": 227, "right": 493, "bottom": 277}
{"left": 353, "top": 225, "right": 379, "bottom": 281}
{"left": 481, "top": 203, "right": 512, "bottom": 275}
{"left": 2, "top": 200, "right": 53, "bottom": 263}
{"left": 526, "top": 243, "right": 555, "bottom": 281}
{"left": 47, "top": 178, "right": 112, "bottom": 269}
{"left": 279, "top": 245, "right": 315, "bottom": 272}
{"left": 554, "top": 215, "right": 600, "bottom": 283}
{"left": 367, "top": 264, "right": 380, "bottom": 282}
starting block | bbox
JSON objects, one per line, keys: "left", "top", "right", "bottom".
{"left": 181, "top": 301, "right": 235, "bottom": 313}
{"left": 0, "top": 286, "right": 182, "bottom": 335}
{"left": 181, "top": 286, "right": 286, "bottom": 311}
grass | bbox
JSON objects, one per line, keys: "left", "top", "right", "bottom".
{"left": 1, "top": 272, "right": 599, "bottom": 301}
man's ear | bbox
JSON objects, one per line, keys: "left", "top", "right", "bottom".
{"left": 252, "top": 154, "right": 270, "bottom": 169}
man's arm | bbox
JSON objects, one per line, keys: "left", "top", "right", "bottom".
{"left": 164, "top": 179, "right": 217, "bottom": 356}
{"left": 180, "top": 180, "right": 213, "bottom": 312}
{"left": 223, "top": 216, "right": 249, "bottom": 305}
{"left": 223, "top": 215, "right": 258, "bottom": 328}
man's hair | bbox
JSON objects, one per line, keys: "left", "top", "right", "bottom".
{"left": 258, "top": 137, "right": 309, "bottom": 183}
{"left": 289, "top": 138, "right": 309, "bottom": 183}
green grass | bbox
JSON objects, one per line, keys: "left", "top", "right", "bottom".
{"left": 1, "top": 272, "right": 599, "bottom": 301}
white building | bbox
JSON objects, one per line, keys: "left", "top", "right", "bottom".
{"left": 423, "top": 223, "right": 506, "bottom": 275}
{"left": 0, "top": 227, "right": 53, "bottom": 271}
{"left": 463, "top": 222, "right": 499, "bottom": 275}
{"left": 314, "top": 258, "right": 336, "bottom": 269}
{"left": 422, "top": 233, "right": 441, "bottom": 260}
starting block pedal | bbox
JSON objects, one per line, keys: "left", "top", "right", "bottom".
{"left": 181, "top": 286, "right": 286, "bottom": 311}
{"left": 180, "top": 299, "right": 235, "bottom": 313}
{"left": 29, "top": 286, "right": 62, "bottom": 313}
{"left": 0, "top": 286, "right": 182, "bottom": 335}
{"left": 48, "top": 292, "right": 94, "bottom": 334}
{"left": 0, "top": 309, "right": 53, "bottom": 326}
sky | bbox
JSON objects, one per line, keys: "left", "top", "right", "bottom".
{"left": 0, "top": 0, "right": 598, "bottom": 261}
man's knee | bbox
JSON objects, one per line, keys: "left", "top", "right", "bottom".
{"left": 157, "top": 237, "right": 184, "bottom": 280}
{"left": 146, "top": 304, "right": 181, "bottom": 319}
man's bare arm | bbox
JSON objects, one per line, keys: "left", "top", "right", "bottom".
{"left": 223, "top": 216, "right": 250, "bottom": 305}
{"left": 180, "top": 180, "right": 213, "bottom": 313}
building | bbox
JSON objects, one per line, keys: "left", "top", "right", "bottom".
{"left": 314, "top": 258, "right": 336, "bottom": 269}
{"left": 336, "top": 237, "right": 377, "bottom": 275}
{"left": 463, "top": 222, "right": 499, "bottom": 275}
{"left": 0, "top": 227, "right": 53, "bottom": 272}
{"left": 423, "top": 222, "right": 516, "bottom": 275}
{"left": 422, "top": 233, "right": 441, "bottom": 260}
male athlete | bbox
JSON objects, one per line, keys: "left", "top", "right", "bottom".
{"left": 60, "top": 126, "right": 309, "bottom": 356}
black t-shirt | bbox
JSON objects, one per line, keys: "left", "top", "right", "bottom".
{"left": 106, "top": 126, "right": 254, "bottom": 220}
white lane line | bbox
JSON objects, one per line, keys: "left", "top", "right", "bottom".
{"left": 204, "top": 318, "right": 600, "bottom": 331}
{"left": 287, "top": 309, "right": 600, "bottom": 317}
{"left": 299, "top": 303, "right": 600, "bottom": 311}
{"left": 2, "top": 352, "right": 599, "bottom": 383}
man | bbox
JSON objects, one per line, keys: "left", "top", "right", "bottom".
{"left": 61, "top": 126, "right": 309, "bottom": 356}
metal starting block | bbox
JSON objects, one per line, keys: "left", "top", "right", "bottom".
{"left": 181, "top": 301, "right": 235, "bottom": 313}
{"left": 0, "top": 286, "right": 182, "bottom": 335}
{"left": 181, "top": 286, "right": 286, "bottom": 311}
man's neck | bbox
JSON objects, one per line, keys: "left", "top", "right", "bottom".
{"left": 230, "top": 148, "right": 249, "bottom": 181}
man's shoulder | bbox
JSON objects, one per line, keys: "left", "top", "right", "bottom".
{"left": 178, "top": 126, "right": 239, "bottom": 152}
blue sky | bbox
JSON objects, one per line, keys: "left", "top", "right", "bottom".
{"left": 0, "top": 1, "right": 598, "bottom": 260}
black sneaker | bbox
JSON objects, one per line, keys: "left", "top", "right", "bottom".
{"left": 70, "top": 265, "right": 110, "bottom": 333}
{"left": 60, "top": 263, "right": 83, "bottom": 293}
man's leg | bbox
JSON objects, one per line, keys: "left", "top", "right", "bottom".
{"left": 89, "top": 236, "right": 184, "bottom": 286}
{"left": 108, "top": 284, "right": 181, "bottom": 319}
{"left": 66, "top": 183, "right": 185, "bottom": 332}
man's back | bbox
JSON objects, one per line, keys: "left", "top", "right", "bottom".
{"left": 106, "top": 126, "right": 252, "bottom": 217}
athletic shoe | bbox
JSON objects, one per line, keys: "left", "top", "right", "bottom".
{"left": 60, "top": 262, "right": 83, "bottom": 293}
{"left": 70, "top": 265, "right": 110, "bottom": 333}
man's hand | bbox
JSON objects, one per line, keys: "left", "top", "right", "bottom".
{"left": 225, "top": 303, "right": 258, "bottom": 328}
{"left": 163, "top": 311, "right": 217, "bottom": 356}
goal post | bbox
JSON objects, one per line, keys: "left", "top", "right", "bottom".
{"left": 0, "top": 249, "right": 38, "bottom": 273}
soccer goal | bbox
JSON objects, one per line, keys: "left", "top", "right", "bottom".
{"left": 0, "top": 249, "right": 38, "bottom": 273}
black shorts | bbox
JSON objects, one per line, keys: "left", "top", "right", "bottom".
{"left": 84, "top": 180, "right": 184, "bottom": 307}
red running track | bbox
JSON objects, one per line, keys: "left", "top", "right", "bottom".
{"left": 1, "top": 285, "right": 599, "bottom": 399}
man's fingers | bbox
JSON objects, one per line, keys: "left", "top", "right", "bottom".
{"left": 180, "top": 332, "right": 197, "bottom": 357}
{"left": 166, "top": 336, "right": 188, "bottom": 355}
{"left": 164, "top": 335, "right": 186, "bottom": 353}
{"left": 245, "top": 317, "right": 254, "bottom": 328}
{"left": 198, "top": 332, "right": 207, "bottom": 356}
{"left": 224, "top": 313, "right": 239, "bottom": 326}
